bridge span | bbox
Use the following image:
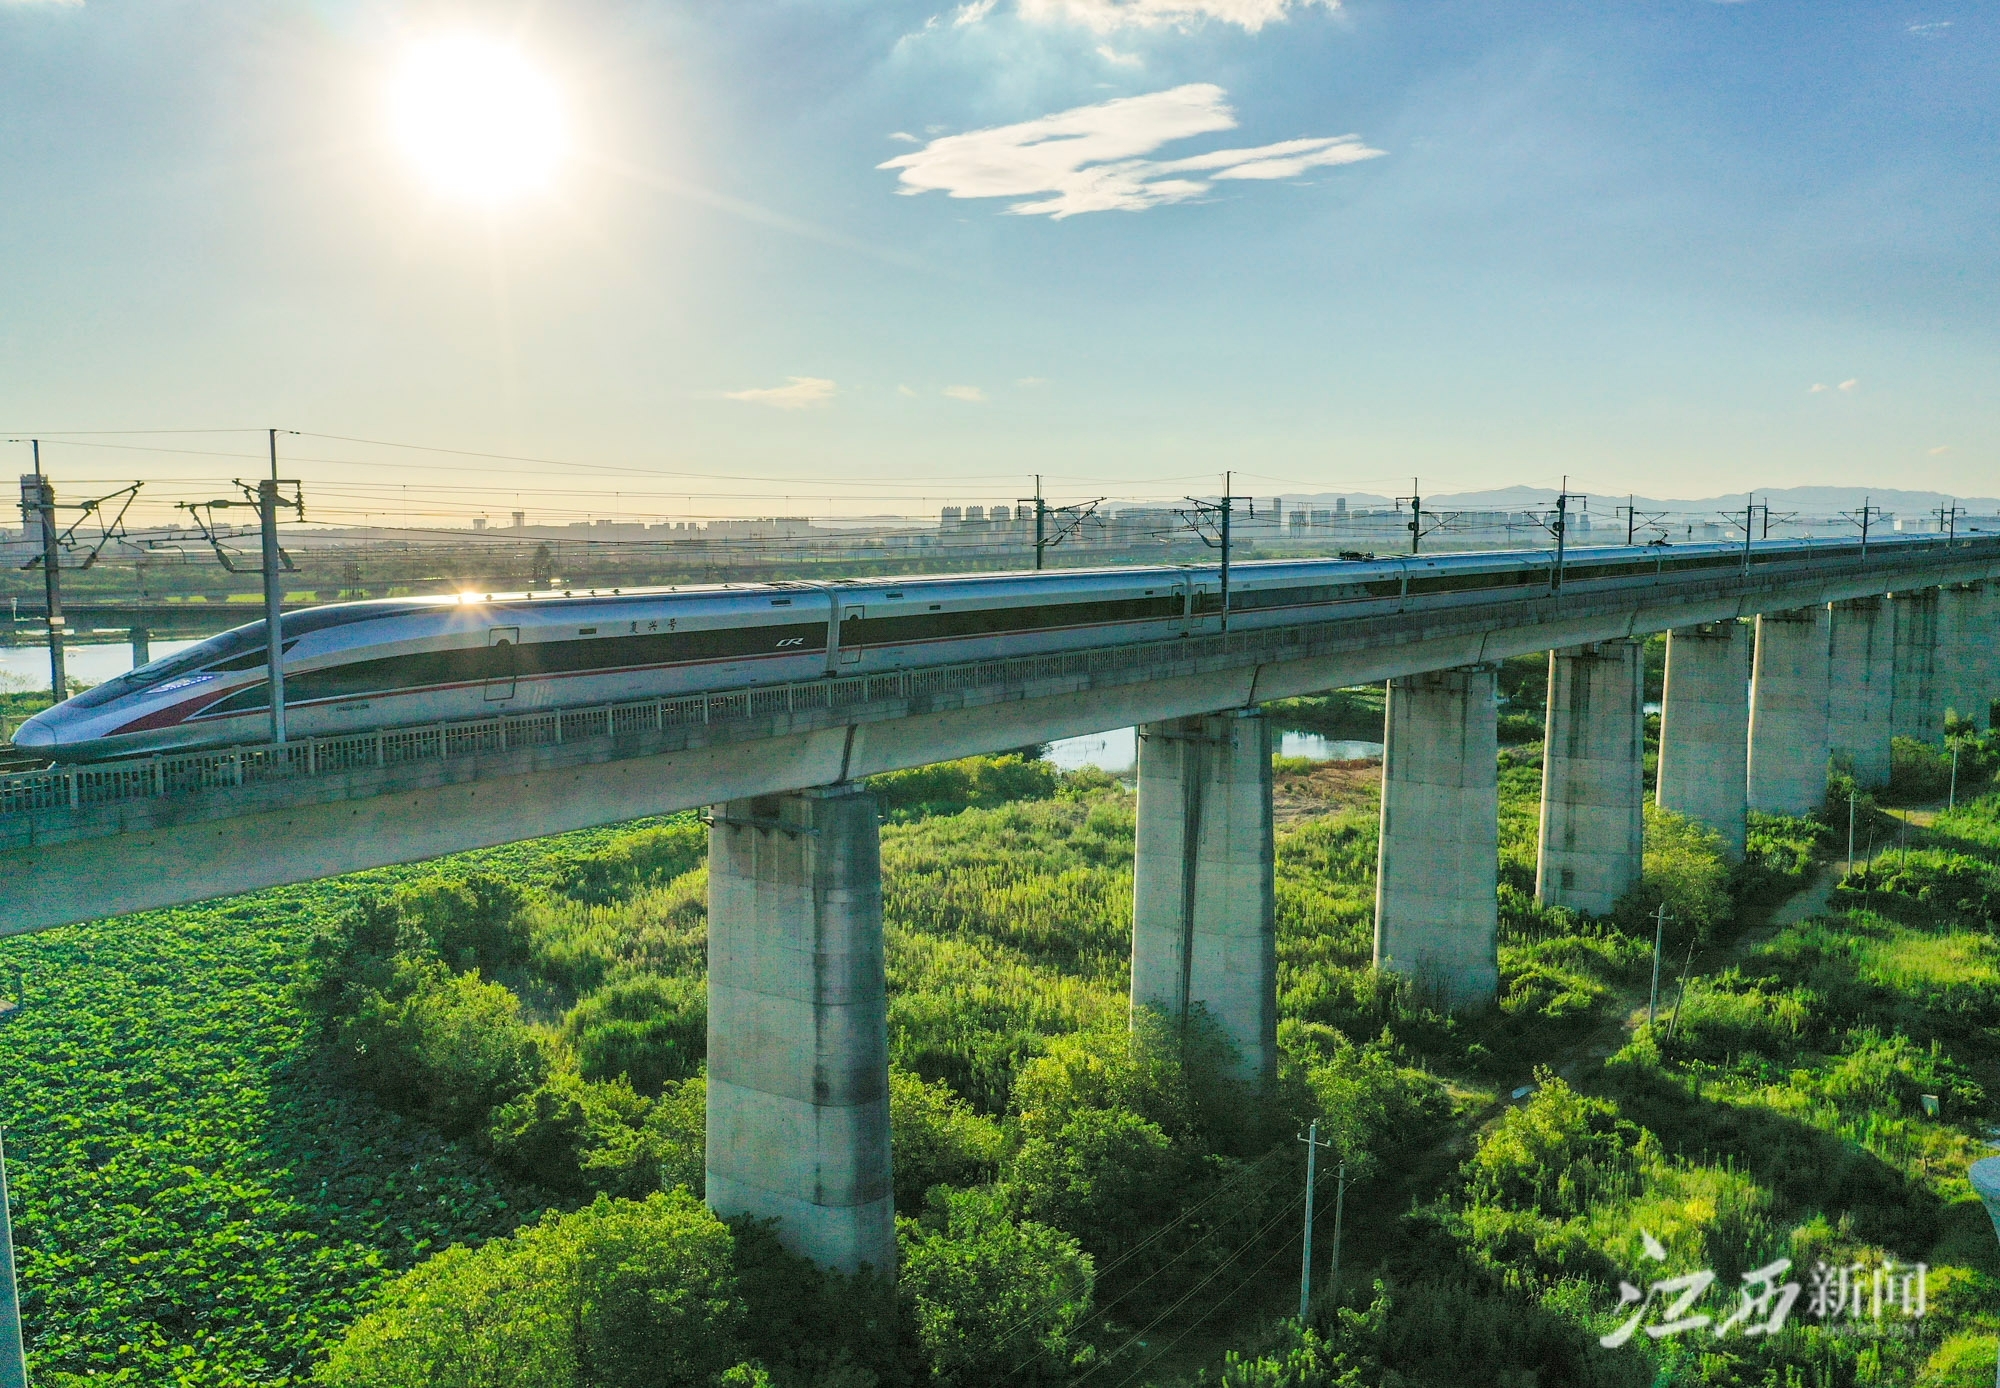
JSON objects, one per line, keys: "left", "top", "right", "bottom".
{"left": 5, "top": 537, "right": 1998, "bottom": 1273}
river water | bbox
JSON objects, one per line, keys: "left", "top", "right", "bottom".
{"left": 1046, "top": 727, "right": 1383, "bottom": 775}
{"left": 0, "top": 639, "right": 204, "bottom": 692}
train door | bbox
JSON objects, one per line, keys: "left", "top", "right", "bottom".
{"left": 486, "top": 626, "right": 520, "bottom": 701}
{"left": 839, "top": 606, "right": 864, "bottom": 665}
{"left": 824, "top": 596, "right": 866, "bottom": 675}
{"left": 1185, "top": 580, "right": 1222, "bottom": 637}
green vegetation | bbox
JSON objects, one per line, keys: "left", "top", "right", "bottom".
{"left": 10, "top": 704, "right": 2000, "bottom": 1386}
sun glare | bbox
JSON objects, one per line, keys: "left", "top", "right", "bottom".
{"left": 389, "top": 36, "right": 565, "bottom": 204}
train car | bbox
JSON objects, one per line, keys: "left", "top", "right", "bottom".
{"left": 11, "top": 531, "right": 1937, "bottom": 762}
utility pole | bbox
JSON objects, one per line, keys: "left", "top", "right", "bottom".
{"left": 1648, "top": 903, "right": 1670, "bottom": 1027}
{"left": 1950, "top": 738, "right": 1961, "bottom": 810}
{"left": 179, "top": 431, "right": 302, "bottom": 744}
{"left": 22, "top": 442, "right": 65, "bottom": 704}
{"left": 1298, "top": 1120, "right": 1332, "bottom": 1321}
{"left": 1174, "top": 476, "right": 1235, "bottom": 629}
{"left": 1847, "top": 788, "right": 1857, "bottom": 876}
{"left": 1033, "top": 475, "right": 1046, "bottom": 570}
{"left": 1017, "top": 482, "right": 1102, "bottom": 573}
{"left": 1841, "top": 498, "right": 1884, "bottom": 561}
{"left": 1220, "top": 471, "right": 1232, "bottom": 618}
{"left": 1405, "top": 478, "right": 1420, "bottom": 555}
{"left": 0, "top": 1130, "right": 26, "bottom": 1388}
{"left": 1552, "top": 480, "right": 1570, "bottom": 590}
{"left": 1935, "top": 500, "right": 1966, "bottom": 546}
{"left": 1727, "top": 496, "right": 1768, "bottom": 572}
{"left": 261, "top": 430, "right": 288, "bottom": 743}
{"left": 1328, "top": 1159, "right": 1348, "bottom": 1312}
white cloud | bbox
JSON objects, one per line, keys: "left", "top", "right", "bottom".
{"left": 1908, "top": 20, "right": 1952, "bottom": 35}
{"left": 1016, "top": 376, "right": 1050, "bottom": 387}
{"left": 955, "top": 0, "right": 1000, "bottom": 23}
{"left": 1930, "top": 445, "right": 1952, "bottom": 456}
{"left": 897, "top": 383, "right": 919, "bottom": 397}
{"left": 1839, "top": 378, "right": 1860, "bottom": 392}
{"left": 1017, "top": 0, "right": 1336, "bottom": 32}
{"left": 722, "top": 376, "right": 837, "bottom": 409}
{"left": 888, "top": 131, "right": 921, "bottom": 143}
{"left": 877, "top": 84, "right": 1382, "bottom": 219}
{"left": 942, "top": 384, "right": 988, "bottom": 402}
{"left": 1809, "top": 383, "right": 1829, "bottom": 393}
{"left": 1097, "top": 44, "right": 1143, "bottom": 66}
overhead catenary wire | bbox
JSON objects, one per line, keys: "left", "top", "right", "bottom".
{"left": 1106, "top": 1235, "right": 1306, "bottom": 1388}
{"left": 985, "top": 1143, "right": 1297, "bottom": 1374}
{"left": 1070, "top": 1188, "right": 1310, "bottom": 1388}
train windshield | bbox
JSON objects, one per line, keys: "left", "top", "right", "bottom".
{"left": 63, "top": 625, "right": 266, "bottom": 710}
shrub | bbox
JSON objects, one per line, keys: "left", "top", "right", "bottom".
{"left": 583, "top": 1076, "right": 708, "bottom": 1199}
{"left": 316, "top": 1190, "right": 750, "bottom": 1388}
{"left": 1219, "top": 1288, "right": 1391, "bottom": 1388}
{"left": 1007, "top": 1105, "right": 1182, "bottom": 1264}
{"left": 1616, "top": 806, "right": 1733, "bottom": 942}
{"left": 1840, "top": 849, "right": 2000, "bottom": 924}
{"left": 1889, "top": 735, "right": 1958, "bottom": 804}
{"left": 868, "top": 754, "right": 1060, "bottom": 822}
{"left": 566, "top": 975, "right": 707, "bottom": 1095}
{"left": 1464, "top": 1072, "right": 1639, "bottom": 1217}
{"left": 549, "top": 821, "right": 707, "bottom": 904}
{"left": 1291, "top": 1028, "right": 1452, "bottom": 1175}
{"left": 1658, "top": 969, "right": 1816, "bottom": 1064}
{"left": 333, "top": 958, "right": 547, "bottom": 1135}
{"left": 300, "top": 872, "right": 531, "bottom": 1028}
{"left": 487, "top": 1072, "right": 655, "bottom": 1193}
{"left": 898, "top": 1188, "right": 1093, "bottom": 1385}
{"left": 888, "top": 1067, "right": 1005, "bottom": 1213}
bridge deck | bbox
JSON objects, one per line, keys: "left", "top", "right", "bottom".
{"left": 3, "top": 540, "right": 1994, "bottom": 932}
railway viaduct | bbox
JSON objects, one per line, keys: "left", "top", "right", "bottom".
{"left": 4, "top": 540, "right": 1999, "bottom": 1275}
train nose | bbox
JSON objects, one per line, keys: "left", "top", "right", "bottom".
{"left": 10, "top": 711, "right": 58, "bottom": 750}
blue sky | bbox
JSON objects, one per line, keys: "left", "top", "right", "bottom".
{"left": 0, "top": 0, "right": 1992, "bottom": 526}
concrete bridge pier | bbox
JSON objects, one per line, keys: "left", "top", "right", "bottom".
{"left": 1374, "top": 665, "right": 1499, "bottom": 1009}
{"left": 1938, "top": 584, "right": 1988, "bottom": 728}
{"left": 1131, "top": 710, "right": 1277, "bottom": 1083}
{"left": 1656, "top": 621, "right": 1750, "bottom": 857}
{"left": 1827, "top": 597, "right": 1895, "bottom": 788}
{"left": 706, "top": 784, "right": 895, "bottom": 1275}
{"left": 1536, "top": 640, "right": 1644, "bottom": 914}
{"left": 1748, "top": 607, "right": 1832, "bottom": 817}
{"left": 1891, "top": 588, "right": 1941, "bottom": 741}
{"left": 1979, "top": 584, "right": 2000, "bottom": 729}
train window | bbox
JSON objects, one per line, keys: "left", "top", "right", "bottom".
{"left": 885, "top": 592, "right": 903, "bottom": 599}
{"left": 579, "top": 627, "right": 598, "bottom": 635}
{"left": 929, "top": 604, "right": 942, "bottom": 611}
{"left": 771, "top": 598, "right": 792, "bottom": 606}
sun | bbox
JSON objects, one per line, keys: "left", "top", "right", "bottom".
{"left": 388, "top": 36, "right": 565, "bottom": 204}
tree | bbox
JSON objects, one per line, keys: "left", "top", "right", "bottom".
{"left": 898, "top": 1189, "right": 1093, "bottom": 1386}
{"left": 888, "top": 1067, "right": 1005, "bottom": 1213}
{"left": 316, "top": 1191, "right": 750, "bottom": 1388}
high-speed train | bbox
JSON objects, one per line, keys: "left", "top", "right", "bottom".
{"left": 10, "top": 534, "right": 1948, "bottom": 762}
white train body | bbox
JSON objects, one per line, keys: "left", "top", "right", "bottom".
{"left": 9, "top": 536, "right": 1920, "bottom": 762}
